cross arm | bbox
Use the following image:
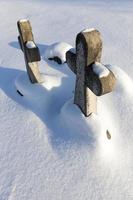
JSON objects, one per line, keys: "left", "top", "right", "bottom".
{"left": 86, "top": 63, "right": 116, "bottom": 96}
{"left": 66, "top": 53, "right": 116, "bottom": 96}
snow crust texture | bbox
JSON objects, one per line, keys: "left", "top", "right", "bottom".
{"left": 0, "top": 0, "right": 133, "bottom": 200}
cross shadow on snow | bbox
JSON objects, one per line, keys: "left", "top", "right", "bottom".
{"left": 0, "top": 66, "right": 94, "bottom": 151}
{"left": 9, "top": 41, "right": 59, "bottom": 73}
{"left": 9, "top": 41, "right": 49, "bottom": 55}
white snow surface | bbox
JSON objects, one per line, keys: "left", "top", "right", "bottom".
{"left": 43, "top": 42, "right": 72, "bottom": 63}
{"left": 92, "top": 62, "right": 109, "bottom": 78}
{"left": 26, "top": 41, "right": 36, "bottom": 49}
{"left": 82, "top": 28, "right": 95, "bottom": 33}
{"left": 19, "top": 19, "right": 28, "bottom": 23}
{"left": 0, "top": 0, "right": 133, "bottom": 199}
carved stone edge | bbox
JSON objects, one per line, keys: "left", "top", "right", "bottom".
{"left": 86, "top": 66, "right": 116, "bottom": 96}
{"left": 66, "top": 50, "right": 76, "bottom": 73}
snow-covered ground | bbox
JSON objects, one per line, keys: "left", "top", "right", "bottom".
{"left": 0, "top": 0, "right": 133, "bottom": 199}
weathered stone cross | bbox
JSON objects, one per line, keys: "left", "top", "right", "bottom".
{"left": 17, "top": 19, "right": 42, "bottom": 83}
{"left": 66, "top": 29, "right": 116, "bottom": 117}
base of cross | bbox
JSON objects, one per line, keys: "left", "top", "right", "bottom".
{"left": 61, "top": 98, "right": 112, "bottom": 140}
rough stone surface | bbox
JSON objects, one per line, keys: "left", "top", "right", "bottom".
{"left": 76, "top": 30, "right": 102, "bottom": 66}
{"left": 66, "top": 50, "right": 76, "bottom": 73}
{"left": 74, "top": 41, "right": 97, "bottom": 116}
{"left": 86, "top": 66, "right": 116, "bottom": 96}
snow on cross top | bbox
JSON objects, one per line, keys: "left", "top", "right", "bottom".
{"left": 26, "top": 41, "right": 36, "bottom": 49}
{"left": 19, "top": 19, "right": 28, "bottom": 22}
{"left": 92, "top": 62, "right": 109, "bottom": 78}
{"left": 82, "top": 28, "right": 96, "bottom": 33}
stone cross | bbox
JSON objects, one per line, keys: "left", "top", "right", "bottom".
{"left": 17, "top": 19, "right": 42, "bottom": 83}
{"left": 66, "top": 29, "right": 116, "bottom": 117}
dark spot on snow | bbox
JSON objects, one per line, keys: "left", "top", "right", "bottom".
{"left": 17, "top": 90, "right": 23, "bottom": 96}
{"left": 106, "top": 130, "right": 111, "bottom": 140}
{"left": 48, "top": 57, "right": 62, "bottom": 65}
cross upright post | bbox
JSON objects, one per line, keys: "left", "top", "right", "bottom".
{"left": 17, "top": 19, "right": 43, "bottom": 83}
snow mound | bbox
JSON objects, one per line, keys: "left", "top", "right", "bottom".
{"left": 107, "top": 64, "right": 133, "bottom": 98}
{"left": 14, "top": 64, "right": 133, "bottom": 144}
{"left": 15, "top": 73, "right": 61, "bottom": 95}
{"left": 2, "top": 60, "right": 133, "bottom": 200}
{"left": 60, "top": 99, "right": 107, "bottom": 140}
{"left": 43, "top": 42, "right": 73, "bottom": 64}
